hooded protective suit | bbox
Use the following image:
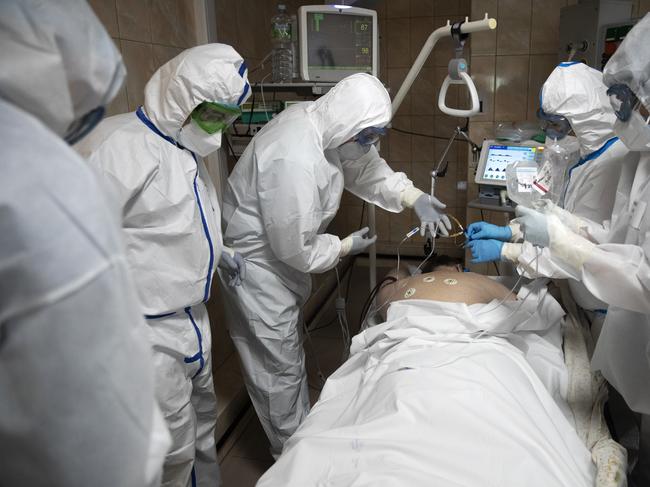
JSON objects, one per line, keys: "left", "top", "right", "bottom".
{"left": 501, "top": 63, "right": 635, "bottom": 310}
{"left": 513, "top": 16, "right": 650, "bottom": 415}
{"left": 78, "top": 44, "right": 250, "bottom": 487}
{"left": 0, "top": 1, "right": 170, "bottom": 486}
{"left": 220, "top": 73, "right": 421, "bottom": 455}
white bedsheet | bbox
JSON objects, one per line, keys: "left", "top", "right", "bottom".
{"left": 257, "top": 283, "right": 597, "bottom": 486}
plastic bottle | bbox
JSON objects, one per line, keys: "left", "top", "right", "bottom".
{"left": 271, "top": 4, "right": 293, "bottom": 83}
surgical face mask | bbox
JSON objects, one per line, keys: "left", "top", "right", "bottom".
{"left": 337, "top": 140, "right": 372, "bottom": 161}
{"left": 614, "top": 110, "right": 650, "bottom": 152}
{"left": 65, "top": 106, "right": 106, "bottom": 145}
{"left": 178, "top": 118, "right": 223, "bottom": 157}
{"left": 337, "top": 126, "right": 386, "bottom": 161}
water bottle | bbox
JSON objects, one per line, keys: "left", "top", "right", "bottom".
{"left": 271, "top": 4, "right": 293, "bottom": 83}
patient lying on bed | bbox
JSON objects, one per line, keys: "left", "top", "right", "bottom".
{"left": 257, "top": 257, "right": 598, "bottom": 487}
{"left": 375, "top": 257, "right": 516, "bottom": 321}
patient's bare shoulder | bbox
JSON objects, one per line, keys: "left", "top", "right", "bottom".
{"left": 376, "top": 266, "right": 515, "bottom": 317}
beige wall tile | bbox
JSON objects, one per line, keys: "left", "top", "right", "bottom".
{"left": 388, "top": 115, "right": 412, "bottom": 161}
{"left": 152, "top": 44, "right": 184, "bottom": 69}
{"left": 411, "top": 67, "right": 436, "bottom": 115}
{"left": 88, "top": 0, "right": 119, "bottom": 38}
{"left": 106, "top": 83, "right": 129, "bottom": 116}
{"left": 116, "top": 0, "right": 151, "bottom": 43}
{"left": 387, "top": 18, "right": 411, "bottom": 68}
{"left": 120, "top": 40, "right": 156, "bottom": 111}
{"left": 150, "top": 0, "right": 196, "bottom": 48}
{"left": 434, "top": 114, "right": 462, "bottom": 138}
{"left": 215, "top": 0, "right": 239, "bottom": 46}
{"left": 469, "top": 55, "right": 495, "bottom": 121}
{"left": 527, "top": 54, "right": 558, "bottom": 120}
{"left": 437, "top": 0, "right": 463, "bottom": 17}
{"left": 375, "top": 208, "right": 391, "bottom": 242}
{"left": 470, "top": 0, "right": 498, "bottom": 54}
{"left": 410, "top": 16, "right": 436, "bottom": 66}
{"left": 387, "top": 0, "right": 411, "bottom": 18}
{"left": 411, "top": 115, "right": 435, "bottom": 162}
{"left": 410, "top": 0, "right": 436, "bottom": 17}
{"left": 496, "top": 0, "right": 531, "bottom": 55}
{"left": 530, "top": 0, "right": 564, "bottom": 54}
{"left": 639, "top": 0, "right": 650, "bottom": 15}
{"left": 494, "top": 55, "right": 529, "bottom": 121}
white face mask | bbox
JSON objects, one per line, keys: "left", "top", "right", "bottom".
{"left": 337, "top": 140, "right": 372, "bottom": 161}
{"left": 178, "top": 119, "right": 223, "bottom": 157}
{"left": 614, "top": 110, "right": 650, "bottom": 152}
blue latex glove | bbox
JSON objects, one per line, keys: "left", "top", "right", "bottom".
{"left": 466, "top": 221, "right": 512, "bottom": 242}
{"left": 466, "top": 239, "right": 504, "bottom": 264}
{"left": 218, "top": 250, "right": 246, "bottom": 286}
{"left": 515, "top": 206, "right": 550, "bottom": 247}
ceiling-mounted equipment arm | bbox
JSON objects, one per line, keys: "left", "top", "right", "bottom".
{"left": 390, "top": 14, "right": 497, "bottom": 116}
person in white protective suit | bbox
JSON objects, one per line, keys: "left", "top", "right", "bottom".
{"left": 219, "top": 73, "right": 452, "bottom": 456}
{"left": 77, "top": 44, "right": 251, "bottom": 487}
{"left": 0, "top": 1, "right": 170, "bottom": 486}
{"left": 466, "top": 62, "right": 634, "bottom": 311}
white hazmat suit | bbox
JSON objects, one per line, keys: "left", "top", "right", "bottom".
{"left": 77, "top": 44, "right": 251, "bottom": 487}
{"left": 0, "top": 1, "right": 170, "bottom": 486}
{"left": 502, "top": 63, "right": 635, "bottom": 310}
{"left": 514, "top": 15, "right": 650, "bottom": 415}
{"left": 220, "top": 73, "right": 427, "bottom": 455}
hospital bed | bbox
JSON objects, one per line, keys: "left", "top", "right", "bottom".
{"left": 257, "top": 278, "right": 626, "bottom": 487}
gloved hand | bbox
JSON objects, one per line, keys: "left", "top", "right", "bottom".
{"left": 340, "top": 226, "right": 377, "bottom": 257}
{"left": 515, "top": 206, "right": 550, "bottom": 247}
{"left": 465, "top": 221, "right": 512, "bottom": 242}
{"left": 218, "top": 247, "right": 246, "bottom": 286}
{"left": 413, "top": 194, "right": 452, "bottom": 237}
{"left": 466, "top": 239, "right": 504, "bottom": 264}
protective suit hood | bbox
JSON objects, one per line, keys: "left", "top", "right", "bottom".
{"left": 0, "top": 0, "right": 125, "bottom": 139}
{"left": 604, "top": 13, "right": 650, "bottom": 111}
{"left": 306, "top": 73, "right": 392, "bottom": 150}
{"left": 144, "top": 43, "right": 250, "bottom": 141}
{"left": 541, "top": 63, "right": 617, "bottom": 156}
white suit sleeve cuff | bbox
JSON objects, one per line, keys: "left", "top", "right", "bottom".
{"left": 508, "top": 222, "right": 524, "bottom": 242}
{"left": 501, "top": 242, "right": 523, "bottom": 262}
{"left": 400, "top": 186, "right": 425, "bottom": 208}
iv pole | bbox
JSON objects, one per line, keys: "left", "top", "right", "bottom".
{"left": 367, "top": 14, "right": 497, "bottom": 292}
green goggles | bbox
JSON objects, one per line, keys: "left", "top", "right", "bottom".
{"left": 190, "top": 101, "right": 242, "bottom": 134}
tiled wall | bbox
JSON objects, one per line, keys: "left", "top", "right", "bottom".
{"left": 466, "top": 0, "right": 650, "bottom": 273}
{"left": 88, "top": 0, "right": 199, "bottom": 115}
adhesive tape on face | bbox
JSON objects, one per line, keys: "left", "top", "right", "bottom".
{"left": 404, "top": 288, "right": 416, "bottom": 298}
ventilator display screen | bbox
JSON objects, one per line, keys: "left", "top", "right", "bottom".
{"left": 306, "top": 12, "right": 373, "bottom": 71}
{"left": 480, "top": 145, "right": 538, "bottom": 182}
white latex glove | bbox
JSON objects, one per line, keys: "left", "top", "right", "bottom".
{"left": 218, "top": 247, "right": 246, "bottom": 286}
{"left": 514, "top": 206, "right": 550, "bottom": 247}
{"left": 413, "top": 194, "right": 452, "bottom": 237}
{"left": 340, "top": 226, "right": 377, "bottom": 257}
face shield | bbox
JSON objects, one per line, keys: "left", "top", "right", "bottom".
{"left": 179, "top": 101, "right": 242, "bottom": 157}
{"left": 537, "top": 108, "right": 572, "bottom": 140}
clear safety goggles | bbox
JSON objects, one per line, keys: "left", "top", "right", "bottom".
{"left": 607, "top": 83, "right": 647, "bottom": 122}
{"left": 355, "top": 126, "right": 387, "bottom": 146}
{"left": 190, "top": 101, "right": 242, "bottom": 134}
{"left": 537, "top": 108, "right": 572, "bottom": 140}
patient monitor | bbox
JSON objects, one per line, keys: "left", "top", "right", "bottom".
{"left": 474, "top": 139, "right": 544, "bottom": 206}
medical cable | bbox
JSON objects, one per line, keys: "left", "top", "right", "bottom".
{"left": 359, "top": 275, "right": 397, "bottom": 328}
{"left": 366, "top": 221, "right": 441, "bottom": 321}
{"left": 334, "top": 266, "right": 352, "bottom": 360}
